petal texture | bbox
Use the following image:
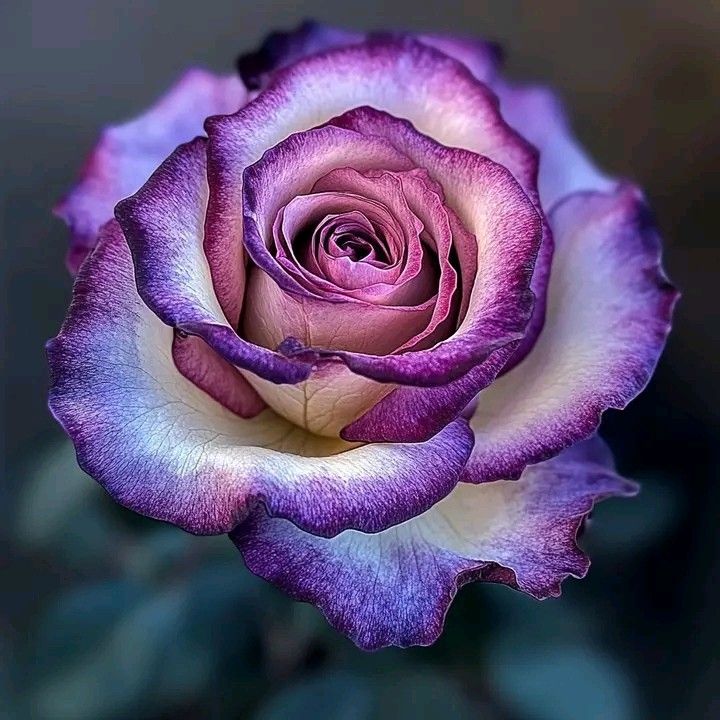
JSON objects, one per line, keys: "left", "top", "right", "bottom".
{"left": 115, "top": 137, "right": 310, "bottom": 384}
{"left": 326, "top": 108, "right": 541, "bottom": 441}
{"left": 464, "top": 186, "right": 678, "bottom": 482}
{"left": 207, "top": 37, "right": 541, "bottom": 326}
{"left": 493, "top": 82, "right": 615, "bottom": 209}
{"left": 47, "top": 222, "right": 474, "bottom": 536}
{"left": 56, "top": 69, "right": 245, "bottom": 272}
{"left": 232, "top": 437, "right": 637, "bottom": 650}
{"left": 172, "top": 333, "right": 265, "bottom": 418}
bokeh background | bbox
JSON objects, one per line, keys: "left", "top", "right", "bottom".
{"left": 2, "top": 1, "right": 719, "bottom": 718}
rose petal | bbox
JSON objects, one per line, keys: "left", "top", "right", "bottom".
{"left": 47, "top": 222, "right": 474, "bottom": 536}
{"left": 207, "top": 37, "right": 541, "bottom": 327}
{"left": 397, "top": 32, "right": 613, "bottom": 207}
{"left": 237, "top": 21, "right": 363, "bottom": 90}
{"left": 237, "top": 23, "right": 502, "bottom": 92}
{"left": 232, "top": 436, "right": 636, "bottom": 650}
{"left": 292, "top": 108, "right": 542, "bottom": 386}
{"left": 55, "top": 69, "right": 245, "bottom": 273}
{"left": 172, "top": 333, "right": 265, "bottom": 418}
{"left": 342, "top": 346, "right": 518, "bottom": 443}
{"left": 243, "top": 267, "right": 436, "bottom": 356}
{"left": 114, "top": 137, "right": 310, "bottom": 384}
{"left": 493, "top": 83, "right": 615, "bottom": 209}
{"left": 463, "top": 185, "right": 679, "bottom": 482}
{"left": 308, "top": 169, "right": 435, "bottom": 303}
{"left": 241, "top": 361, "right": 396, "bottom": 438}
{"left": 276, "top": 197, "right": 414, "bottom": 297}
{"left": 417, "top": 33, "right": 501, "bottom": 84}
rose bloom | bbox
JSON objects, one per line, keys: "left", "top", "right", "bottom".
{"left": 49, "top": 22, "right": 677, "bottom": 649}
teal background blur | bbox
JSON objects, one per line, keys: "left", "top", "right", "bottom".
{"left": 2, "top": 1, "right": 718, "bottom": 718}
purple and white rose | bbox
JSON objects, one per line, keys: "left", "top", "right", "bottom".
{"left": 49, "top": 22, "right": 677, "bottom": 649}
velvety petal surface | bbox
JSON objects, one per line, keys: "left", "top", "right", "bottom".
{"left": 47, "top": 222, "right": 474, "bottom": 536}
{"left": 206, "top": 37, "right": 541, "bottom": 327}
{"left": 172, "top": 333, "right": 265, "bottom": 418}
{"left": 464, "top": 186, "right": 679, "bottom": 482}
{"left": 416, "top": 33, "right": 500, "bottom": 84}
{"left": 493, "top": 82, "right": 615, "bottom": 210}
{"left": 115, "top": 137, "right": 310, "bottom": 385}
{"left": 232, "top": 437, "right": 637, "bottom": 650}
{"left": 321, "top": 108, "right": 542, "bottom": 442}
{"left": 56, "top": 69, "right": 245, "bottom": 272}
{"left": 399, "top": 30, "right": 613, "bottom": 208}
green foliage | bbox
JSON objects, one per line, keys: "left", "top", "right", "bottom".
{"left": 253, "top": 670, "right": 482, "bottom": 720}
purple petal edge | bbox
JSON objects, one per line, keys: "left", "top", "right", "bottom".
{"left": 47, "top": 220, "right": 476, "bottom": 537}
{"left": 232, "top": 436, "right": 637, "bottom": 650}
{"left": 463, "top": 185, "right": 679, "bottom": 483}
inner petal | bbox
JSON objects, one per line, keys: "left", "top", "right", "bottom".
{"left": 275, "top": 188, "right": 436, "bottom": 306}
{"left": 318, "top": 212, "right": 386, "bottom": 262}
{"left": 316, "top": 211, "right": 388, "bottom": 263}
{"left": 313, "top": 212, "right": 404, "bottom": 291}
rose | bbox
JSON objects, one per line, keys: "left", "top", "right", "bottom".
{"left": 49, "top": 22, "right": 677, "bottom": 650}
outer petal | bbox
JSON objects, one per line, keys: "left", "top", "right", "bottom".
{"left": 47, "top": 222, "right": 474, "bottom": 536}
{"left": 464, "top": 186, "right": 678, "bottom": 483}
{"left": 236, "top": 22, "right": 500, "bottom": 95}
{"left": 56, "top": 69, "right": 245, "bottom": 272}
{"left": 232, "top": 437, "right": 637, "bottom": 650}
{"left": 237, "top": 21, "right": 363, "bottom": 90}
{"left": 416, "top": 33, "right": 501, "bottom": 84}
{"left": 114, "top": 137, "right": 310, "bottom": 384}
{"left": 401, "top": 32, "right": 614, "bottom": 207}
{"left": 492, "top": 82, "right": 615, "bottom": 209}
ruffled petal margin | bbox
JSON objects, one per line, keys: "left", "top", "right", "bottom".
{"left": 56, "top": 69, "right": 245, "bottom": 272}
{"left": 464, "top": 186, "right": 678, "bottom": 482}
{"left": 232, "top": 436, "right": 637, "bottom": 650}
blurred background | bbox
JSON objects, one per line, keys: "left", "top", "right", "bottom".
{"left": 2, "top": 1, "right": 718, "bottom": 718}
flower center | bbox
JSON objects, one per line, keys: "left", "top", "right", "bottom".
{"left": 315, "top": 211, "right": 392, "bottom": 267}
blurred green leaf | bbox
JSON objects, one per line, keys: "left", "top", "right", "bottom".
{"left": 14, "top": 440, "right": 118, "bottom": 565}
{"left": 15, "top": 441, "right": 94, "bottom": 541}
{"left": 253, "top": 670, "right": 481, "bottom": 720}
{"left": 29, "top": 587, "right": 195, "bottom": 720}
{"left": 183, "top": 561, "right": 263, "bottom": 660}
{"left": 0, "top": 637, "right": 18, "bottom": 720}
{"left": 482, "top": 585, "right": 596, "bottom": 643}
{"left": 585, "top": 475, "right": 682, "bottom": 557}
{"left": 253, "top": 672, "right": 374, "bottom": 720}
{"left": 120, "top": 525, "right": 192, "bottom": 581}
{"left": 32, "top": 580, "right": 146, "bottom": 674}
{"left": 373, "top": 671, "right": 479, "bottom": 720}
{"left": 486, "top": 640, "right": 640, "bottom": 720}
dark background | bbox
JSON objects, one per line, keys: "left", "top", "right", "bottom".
{"left": 2, "top": 1, "right": 719, "bottom": 718}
